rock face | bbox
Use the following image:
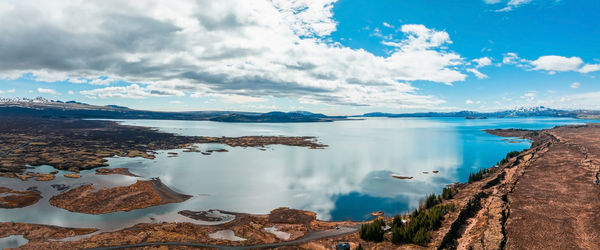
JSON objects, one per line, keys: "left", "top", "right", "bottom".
{"left": 49, "top": 178, "right": 191, "bottom": 214}
{"left": 0, "top": 187, "right": 42, "bottom": 208}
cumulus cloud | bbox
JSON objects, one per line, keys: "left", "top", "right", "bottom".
{"left": 578, "top": 64, "right": 600, "bottom": 73}
{"left": 570, "top": 82, "right": 580, "bottom": 89}
{"left": 531, "top": 55, "right": 583, "bottom": 72}
{"left": 0, "top": 0, "right": 469, "bottom": 109}
{"left": 473, "top": 57, "right": 492, "bottom": 68}
{"left": 503, "top": 53, "right": 600, "bottom": 74}
{"left": 37, "top": 88, "right": 59, "bottom": 95}
{"left": 465, "top": 99, "right": 474, "bottom": 105}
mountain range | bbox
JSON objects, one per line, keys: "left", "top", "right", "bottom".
{"left": 1, "top": 97, "right": 599, "bottom": 122}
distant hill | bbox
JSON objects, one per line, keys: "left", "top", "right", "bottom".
{"left": 2, "top": 98, "right": 598, "bottom": 122}
{"left": 362, "top": 106, "right": 600, "bottom": 119}
{"left": 0, "top": 97, "right": 345, "bottom": 122}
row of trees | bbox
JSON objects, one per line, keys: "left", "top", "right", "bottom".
{"left": 359, "top": 187, "right": 457, "bottom": 246}
{"left": 499, "top": 150, "right": 520, "bottom": 165}
{"left": 468, "top": 168, "right": 489, "bottom": 183}
{"left": 469, "top": 150, "right": 522, "bottom": 184}
{"left": 391, "top": 204, "right": 455, "bottom": 245}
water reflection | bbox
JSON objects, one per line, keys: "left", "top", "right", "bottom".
{"left": 1, "top": 117, "right": 596, "bottom": 233}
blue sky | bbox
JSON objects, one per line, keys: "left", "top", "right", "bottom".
{"left": 0, "top": 0, "right": 598, "bottom": 115}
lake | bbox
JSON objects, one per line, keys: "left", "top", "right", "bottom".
{"left": 1, "top": 117, "right": 597, "bottom": 239}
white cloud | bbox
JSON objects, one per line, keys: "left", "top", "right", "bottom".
{"left": 170, "top": 100, "right": 182, "bottom": 104}
{"left": 531, "top": 55, "right": 583, "bottom": 72}
{"left": 0, "top": 1, "right": 469, "bottom": 109}
{"left": 382, "top": 22, "right": 394, "bottom": 28}
{"left": 467, "top": 68, "right": 488, "bottom": 79}
{"left": 504, "top": 53, "right": 600, "bottom": 75}
{"left": 68, "top": 90, "right": 75, "bottom": 95}
{"left": 0, "top": 89, "right": 16, "bottom": 94}
{"left": 80, "top": 84, "right": 183, "bottom": 99}
{"left": 570, "top": 82, "right": 580, "bottom": 89}
{"left": 473, "top": 57, "right": 492, "bottom": 68}
{"left": 483, "top": 0, "right": 502, "bottom": 4}
{"left": 37, "top": 87, "right": 59, "bottom": 95}
{"left": 496, "top": 0, "right": 533, "bottom": 12}
{"left": 89, "top": 78, "right": 114, "bottom": 85}
{"left": 578, "top": 64, "right": 600, "bottom": 73}
{"left": 465, "top": 99, "right": 474, "bottom": 105}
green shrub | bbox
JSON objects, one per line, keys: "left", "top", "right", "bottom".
{"left": 506, "top": 150, "right": 520, "bottom": 158}
{"left": 440, "top": 187, "right": 455, "bottom": 200}
{"left": 391, "top": 215, "right": 404, "bottom": 228}
{"left": 468, "top": 168, "right": 488, "bottom": 183}
{"left": 391, "top": 204, "right": 454, "bottom": 246}
{"left": 359, "top": 219, "right": 385, "bottom": 242}
{"left": 499, "top": 150, "right": 520, "bottom": 165}
{"left": 424, "top": 193, "right": 440, "bottom": 209}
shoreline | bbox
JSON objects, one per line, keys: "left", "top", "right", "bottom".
{"left": 0, "top": 115, "right": 327, "bottom": 175}
{"left": 2, "top": 119, "right": 599, "bottom": 248}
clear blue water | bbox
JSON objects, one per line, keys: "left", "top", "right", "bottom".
{"left": 1, "top": 117, "right": 598, "bottom": 240}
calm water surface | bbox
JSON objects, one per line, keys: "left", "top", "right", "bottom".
{"left": 1, "top": 117, "right": 598, "bottom": 242}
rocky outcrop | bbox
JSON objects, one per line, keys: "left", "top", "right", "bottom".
{"left": 49, "top": 178, "right": 191, "bottom": 214}
{"left": 0, "top": 187, "right": 42, "bottom": 208}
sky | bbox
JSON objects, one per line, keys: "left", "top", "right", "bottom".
{"left": 0, "top": 0, "right": 599, "bottom": 115}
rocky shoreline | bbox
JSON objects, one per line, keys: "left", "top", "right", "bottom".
{"left": 2, "top": 122, "right": 599, "bottom": 249}
{"left": 7, "top": 207, "right": 360, "bottom": 249}
{"left": 49, "top": 178, "right": 191, "bottom": 214}
{"left": 0, "top": 115, "right": 327, "bottom": 175}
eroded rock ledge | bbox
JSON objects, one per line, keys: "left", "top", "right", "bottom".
{"left": 49, "top": 178, "right": 191, "bottom": 214}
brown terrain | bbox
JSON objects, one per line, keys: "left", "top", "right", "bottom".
{"left": 0, "top": 222, "right": 97, "bottom": 242}
{"left": 49, "top": 178, "right": 191, "bottom": 214}
{"left": 0, "top": 115, "right": 326, "bottom": 174}
{"left": 10, "top": 207, "right": 360, "bottom": 249}
{"left": 0, "top": 187, "right": 42, "bottom": 209}
{"left": 95, "top": 167, "right": 140, "bottom": 177}
{"left": 2, "top": 117, "right": 600, "bottom": 249}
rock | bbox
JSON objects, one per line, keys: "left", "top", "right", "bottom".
{"left": 49, "top": 178, "right": 191, "bottom": 214}
{"left": 64, "top": 173, "right": 81, "bottom": 179}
